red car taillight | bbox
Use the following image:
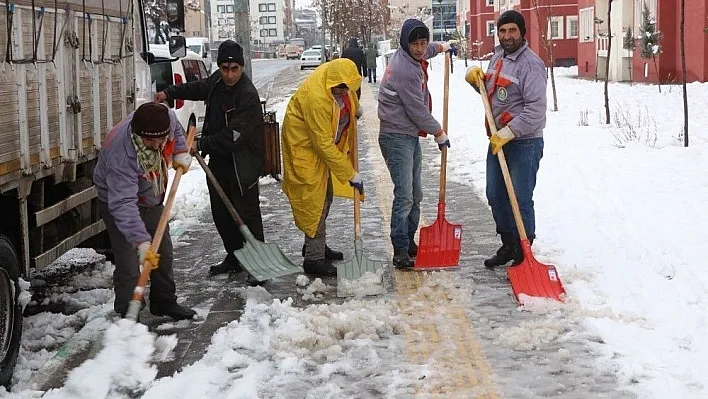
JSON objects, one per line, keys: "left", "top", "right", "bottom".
{"left": 173, "top": 73, "right": 184, "bottom": 109}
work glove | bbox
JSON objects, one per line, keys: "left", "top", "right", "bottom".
{"left": 490, "top": 126, "right": 515, "bottom": 155}
{"left": 172, "top": 152, "right": 192, "bottom": 174}
{"left": 440, "top": 40, "right": 458, "bottom": 53}
{"left": 433, "top": 131, "right": 450, "bottom": 151}
{"left": 349, "top": 172, "right": 364, "bottom": 195}
{"left": 137, "top": 242, "right": 160, "bottom": 270}
{"left": 465, "top": 66, "right": 485, "bottom": 93}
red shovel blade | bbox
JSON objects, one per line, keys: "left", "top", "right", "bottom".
{"left": 414, "top": 204, "right": 462, "bottom": 269}
{"left": 507, "top": 240, "right": 566, "bottom": 303}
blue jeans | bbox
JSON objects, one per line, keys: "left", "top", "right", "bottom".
{"left": 378, "top": 133, "right": 423, "bottom": 250}
{"left": 486, "top": 138, "right": 544, "bottom": 240}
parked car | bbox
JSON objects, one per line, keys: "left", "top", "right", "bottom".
{"left": 149, "top": 45, "right": 207, "bottom": 132}
{"left": 186, "top": 37, "right": 213, "bottom": 73}
{"left": 300, "top": 49, "right": 323, "bottom": 70}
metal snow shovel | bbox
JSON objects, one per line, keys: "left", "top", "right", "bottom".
{"left": 336, "top": 128, "right": 385, "bottom": 297}
{"left": 126, "top": 125, "right": 197, "bottom": 321}
{"left": 193, "top": 152, "right": 303, "bottom": 282}
{"left": 478, "top": 84, "right": 566, "bottom": 303}
{"left": 415, "top": 51, "right": 463, "bottom": 270}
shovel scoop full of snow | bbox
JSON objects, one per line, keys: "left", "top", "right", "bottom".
{"left": 507, "top": 239, "right": 565, "bottom": 303}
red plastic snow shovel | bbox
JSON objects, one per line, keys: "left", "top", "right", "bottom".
{"left": 477, "top": 84, "right": 565, "bottom": 303}
{"left": 415, "top": 52, "right": 462, "bottom": 270}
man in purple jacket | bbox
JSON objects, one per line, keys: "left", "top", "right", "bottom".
{"left": 93, "top": 102, "right": 196, "bottom": 320}
{"left": 466, "top": 10, "right": 547, "bottom": 268}
{"left": 377, "top": 19, "right": 454, "bottom": 268}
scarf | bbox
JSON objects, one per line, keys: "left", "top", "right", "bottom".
{"left": 131, "top": 133, "right": 167, "bottom": 197}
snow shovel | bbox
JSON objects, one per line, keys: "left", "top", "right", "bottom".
{"left": 193, "top": 152, "right": 303, "bottom": 282}
{"left": 126, "top": 125, "right": 197, "bottom": 321}
{"left": 336, "top": 128, "right": 384, "bottom": 297}
{"left": 477, "top": 84, "right": 566, "bottom": 303}
{"left": 415, "top": 51, "right": 462, "bottom": 270}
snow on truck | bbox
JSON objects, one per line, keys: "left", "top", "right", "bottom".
{"left": 0, "top": 0, "right": 187, "bottom": 387}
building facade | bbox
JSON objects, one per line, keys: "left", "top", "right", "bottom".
{"left": 210, "top": 0, "right": 286, "bottom": 49}
{"left": 185, "top": 1, "right": 209, "bottom": 38}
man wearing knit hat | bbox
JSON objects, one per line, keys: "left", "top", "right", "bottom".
{"left": 94, "top": 102, "right": 196, "bottom": 320}
{"left": 465, "top": 9, "right": 547, "bottom": 269}
{"left": 155, "top": 40, "right": 266, "bottom": 277}
{"left": 377, "top": 18, "right": 456, "bottom": 268}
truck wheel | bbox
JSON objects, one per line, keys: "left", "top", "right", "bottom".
{"left": 0, "top": 235, "right": 22, "bottom": 388}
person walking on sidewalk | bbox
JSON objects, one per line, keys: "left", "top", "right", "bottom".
{"left": 154, "top": 40, "right": 265, "bottom": 276}
{"left": 465, "top": 10, "right": 547, "bottom": 268}
{"left": 341, "top": 38, "right": 366, "bottom": 97}
{"left": 377, "top": 19, "right": 455, "bottom": 268}
{"left": 365, "top": 43, "right": 379, "bottom": 83}
{"left": 93, "top": 103, "right": 196, "bottom": 320}
{"left": 281, "top": 58, "right": 364, "bottom": 277}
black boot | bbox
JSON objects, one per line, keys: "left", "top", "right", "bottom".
{"left": 150, "top": 302, "right": 197, "bottom": 321}
{"left": 209, "top": 258, "right": 243, "bottom": 276}
{"left": 511, "top": 238, "right": 533, "bottom": 266}
{"left": 301, "top": 245, "right": 344, "bottom": 261}
{"left": 484, "top": 232, "right": 516, "bottom": 268}
{"left": 408, "top": 240, "right": 418, "bottom": 258}
{"left": 303, "top": 259, "right": 337, "bottom": 276}
{"left": 393, "top": 248, "right": 414, "bottom": 269}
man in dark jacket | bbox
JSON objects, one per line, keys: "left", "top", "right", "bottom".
{"left": 155, "top": 40, "right": 265, "bottom": 276}
{"left": 341, "top": 38, "right": 366, "bottom": 97}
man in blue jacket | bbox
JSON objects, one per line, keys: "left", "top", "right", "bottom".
{"left": 466, "top": 10, "right": 547, "bottom": 268}
{"left": 377, "top": 19, "right": 454, "bottom": 268}
{"left": 94, "top": 103, "right": 196, "bottom": 320}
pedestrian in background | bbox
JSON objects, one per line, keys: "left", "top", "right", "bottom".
{"left": 365, "top": 43, "right": 379, "bottom": 83}
{"left": 341, "top": 38, "right": 366, "bottom": 98}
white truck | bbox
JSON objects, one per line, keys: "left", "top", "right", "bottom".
{"left": 0, "top": 0, "right": 186, "bottom": 387}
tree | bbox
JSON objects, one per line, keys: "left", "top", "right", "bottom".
{"left": 604, "top": 0, "right": 612, "bottom": 125}
{"left": 623, "top": 28, "right": 635, "bottom": 84}
{"left": 531, "top": 0, "right": 558, "bottom": 112}
{"left": 314, "top": 0, "right": 387, "bottom": 50}
{"left": 680, "top": 0, "right": 688, "bottom": 147}
{"left": 638, "top": 2, "right": 663, "bottom": 92}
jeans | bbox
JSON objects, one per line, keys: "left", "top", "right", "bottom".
{"left": 378, "top": 133, "right": 423, "bottom": 250}
{"left": 486, "top": 138, "right": 544, "bottom": 240}
{"left": 367, "top": 67, "right": 377, "bottom": 82}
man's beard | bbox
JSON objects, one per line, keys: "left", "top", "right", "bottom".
{"left": 501, "top": 37, "right": 523, "bottom": 54}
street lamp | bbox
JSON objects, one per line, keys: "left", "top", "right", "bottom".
{"left": 437, "top": 0, "right": 442, "bottom": 42}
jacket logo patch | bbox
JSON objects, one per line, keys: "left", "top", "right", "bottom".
{"left": 497, "top": 87, "right": 508, "bottom": 102}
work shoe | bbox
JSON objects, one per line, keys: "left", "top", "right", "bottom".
{"left": 209, "top": 258, "right": 243, "bottom": 276}
{"left": 408, "top": 240, "right": 418, "bottom": 258}
{"left": 484, "top": 232, "right": 516, "bottom": 268}
{"left": 303, "top": 259, "right": 337, "bottom": 276}
{"left": 393, "top": 248, "right": 414, "bottom": 269}
{"left": 301, "top": 245, "right": 344, "bottom": 261}
{"left": 510, "top": 238, "right": 533, "bottom": 266}
{"left": 150, "top": 302, "right": 197, "bottom": 321}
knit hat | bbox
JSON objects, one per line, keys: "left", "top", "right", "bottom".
{"left": 408, "top": 26, "right": 430, "bottom": 43}
{"left": 497, "top": 10, "right": 526, "bottom": 37}
{"left": 132, "top": 102, "right": 170, "bottom": 138}
{"left": 217, "top": 40, "right": 245, "bottom": 66}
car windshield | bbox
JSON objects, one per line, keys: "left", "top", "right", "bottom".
{"left": 303, "top": 51, "right": 320, "bottom": 56}
{"left": 188, "top": 45, "right": 201, "bottom": 54}
{"left": 150, "top": 61, "right": 174, "bottom": 92}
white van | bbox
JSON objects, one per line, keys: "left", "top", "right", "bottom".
{"left": 149, "top": 45, "right": 208, "bottom": 133}
{"left": 186, "top": 37, "right": 213, "bottom": 73}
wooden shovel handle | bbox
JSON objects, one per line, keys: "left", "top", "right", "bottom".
{"left": 193, "top": 152, "right": 246, "bottom": 227}
{"left": 351, "top": 109, "right": 362, "bottom": 240}
{"left": 477, "top": 84, "right": 529, "bottom": 241}
{"left": 438, "top": 51, "right": 450, "bottom": 204}
{"left": 131, "top": 125, "right": 197, "bottom": 303}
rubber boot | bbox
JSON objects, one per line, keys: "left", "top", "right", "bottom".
{"left": 484, "top": 232, "right": 516, "bottom": 268}
{"left": 301, "top": 245, "right": 344, "bottom": 261}
{"left": 511, "top": 238, "right": 534, "bottom": 266}
{"left": 393, "top": 248, "right": 414, "bottom": 269}
{"left": 303, "top": 259, "right": 337, "bottom": 276}
{"left": 408, "top": 240, "right": 418, "bottom": 258}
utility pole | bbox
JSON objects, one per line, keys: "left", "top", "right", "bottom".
{"left": 234, "top": 0, "right": 253, "bottom": 78}
{"left": 321, "top": 2, "right": 326, "bottom": 63}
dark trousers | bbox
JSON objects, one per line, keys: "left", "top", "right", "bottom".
{"left": 207, "top": 156, "right": 265, "bottom": 265}
{"left": 486, "top": 138, "right": 544, "bottom": 240}
{"left": 367, "top": 67, "right": 377, "bottom": 82}
{"left": 303, "top": 176, "right": 333, "bottom": 261}
{"left": 98, "top": 201, "right": 176, "bottom": 314}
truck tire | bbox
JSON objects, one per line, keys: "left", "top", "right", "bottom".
{"left": 0, "top": 235, "right": 22, "bottom": 388}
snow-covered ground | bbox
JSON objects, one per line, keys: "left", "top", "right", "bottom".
{"left": 3, "top": 56, "right": 707, "bottom": 398}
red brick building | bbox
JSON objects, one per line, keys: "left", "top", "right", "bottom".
{"left": 465, "top": 0, "right": 496, "bottom": 59}
{"left": 577, "top": 0, "right": 708, "bottom": 83}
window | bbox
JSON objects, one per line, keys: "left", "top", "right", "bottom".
{"left": 548, "top": 16, "right": 564, "bottom": 40}
{"left": 579, "top": 7, "right": 594, "bottom": 42}
{"left": 217, "top": 5, "right": 225, "bottom": 13}
{"left": 268, "top": 3, "right": 276, "bottom": 11}
{"left": 635, "top": 0, "right": 657, "bottom": 33}
{"left": 260, "top": 29, "right": 268, "bottom": 37}
{"left": 268, "top": 16, "right": 276, "bottom": 24}
{"left": 567, "top": 16, "right": 578, "bottom": 39}
{"left": 486, "top": 21, "right": 495, "bottom": 36}
{"left": 226, "top": 5, "right": 234, "bottom": 13}
{"left": 260, "top": 16, "right": 268, "bottom": 24}
{"left": 486, "top": 0, "right": 494, "bottom": 5}
{"left": 258, "top": 4, "right": 267, "bottom": 12}
{"left": 269, "top": 29, "right": 277, "bottom": 36}
{"left": 181, "top": 60, "right": 200, "bottom": 82}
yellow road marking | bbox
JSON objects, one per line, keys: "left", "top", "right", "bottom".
{"left": 359, "top": 84, "right": 500, "bottom": 398}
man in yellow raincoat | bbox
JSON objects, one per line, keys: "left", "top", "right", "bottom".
{"left": 281, "top": 58, "right": 363, "bottom": 276}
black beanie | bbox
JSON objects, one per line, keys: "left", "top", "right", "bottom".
{"left": 132, "top": 103, "right": 170, "bottom": 138}
{"left": 497, "top": 10, "right": 526, "bottom": 37}
{"left": 217, "top": 40, "right": 245, "bottom": 66}
{"left": 408, "top": 26, "right": 430, "bottom": 43}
